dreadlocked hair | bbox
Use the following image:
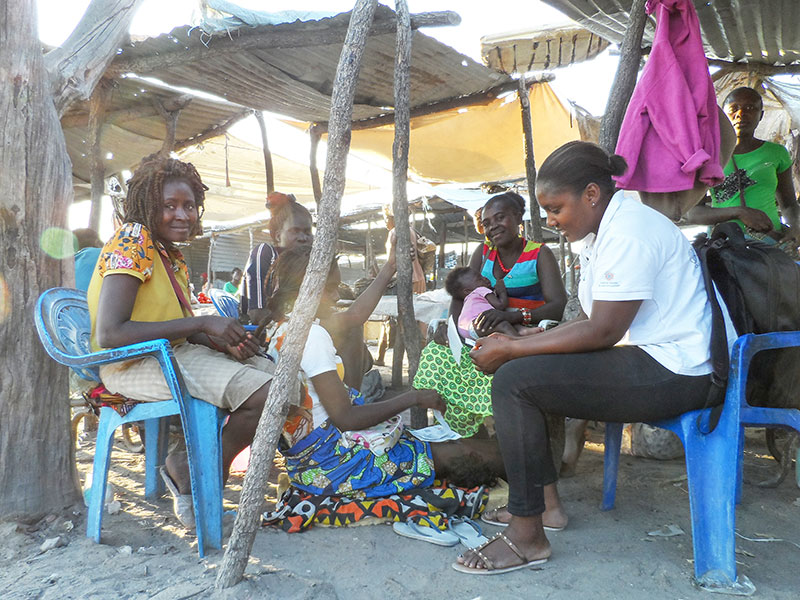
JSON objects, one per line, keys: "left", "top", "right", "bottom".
{"left": 266, "top": 245, "right": 337, "bottom": 322}
{"left": 124, "top": 154, "right": 208, "bottom": 244}
{"left": 267, "top": 192, "right": 313, "bottom": 244}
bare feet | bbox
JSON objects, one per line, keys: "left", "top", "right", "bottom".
{"left": 456, "top": 516, "right": 551, "bottom": 572}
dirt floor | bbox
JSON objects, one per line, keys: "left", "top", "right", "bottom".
{"left": 3, "top": 367, "right": 800, "bottom": 599}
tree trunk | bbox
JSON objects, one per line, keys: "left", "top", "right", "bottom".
{"left": 45, "top": 0, "right": 143, "bottom": 117}
{"left": 598, "top": 0, "right": 648, "bottom": 153}
{"left": 0, "top": 0, "right": 143, "bottom": 520}
{"left": 391, "top": 0, "right": 422, "bottom": 389}
{"left": 215, "top": 0, "right": 379, "bottom": 588}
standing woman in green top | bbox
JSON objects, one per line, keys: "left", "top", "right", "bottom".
{"left": 687, "top": 86, "right": 800, "bottom": 249}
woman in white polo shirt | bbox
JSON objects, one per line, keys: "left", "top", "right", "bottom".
{"left": 456, "top": 141, "right": 717, "bottom": 575}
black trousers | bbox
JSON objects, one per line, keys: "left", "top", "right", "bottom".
{"left": 491, "top": 346, "right": 712, "bottom": 516}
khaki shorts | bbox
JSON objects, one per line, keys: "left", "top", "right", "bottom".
{"left": 99, "top": 343, "right": 275, "bottom": 412}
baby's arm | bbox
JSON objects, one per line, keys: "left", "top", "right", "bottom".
{"left": 485, "top": 279, "right": 508, "bottom": 310}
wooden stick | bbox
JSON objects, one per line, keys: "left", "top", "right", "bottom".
{"left": 309, "top": 127, "right": 323, "bottom": 203}
{"left": 518, "top": 74, "right": 543, "bottom": 242}
{"left": 253, "top": 110, "right": 274, "bottom": 193}
{"left": 215, "top": 0, "right": 379, "bottom": 588}
{"left": 88, "top": 79, "right": 111, "bottom": 232}
{"left": 598, "top": 0, "right": 648, "bottom": 153}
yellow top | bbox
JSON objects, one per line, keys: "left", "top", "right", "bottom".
{"left": 87, "top": 223, "right": 192, "bottom": 352}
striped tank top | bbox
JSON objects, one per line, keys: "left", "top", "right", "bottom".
{"left": 480, "top": 239, "right": 545, "bottom": 309}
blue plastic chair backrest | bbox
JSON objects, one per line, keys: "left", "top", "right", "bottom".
{"left": 34, "top": 288, "right": 101, "bottom": 383}
{"left": 209, "top": 289, "right": 239, "bottom": 319}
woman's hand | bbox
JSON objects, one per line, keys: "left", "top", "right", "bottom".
{"left": 222, "top": 332, "right": 262, "bottom": 360}
{"left": 469, "top": 333, "right": 515, "bottom": 374}
{"left": 473, "top": 309, "right": 521, "bottom": 336}
{"left": 414, "top": 389, "right": 446, "bottom": 413}
{"left": 737, "top": 206, "right": 773, "bottom": 232}
{"left": 201, "top": 315, "right": 247, "bottom": 346}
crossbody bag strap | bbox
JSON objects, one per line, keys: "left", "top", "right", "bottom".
{"left": 158, "top": 250, "right": 194, "bottom": 317}
{"left": 731, "top": 155, "right": 747, "bottom": 208}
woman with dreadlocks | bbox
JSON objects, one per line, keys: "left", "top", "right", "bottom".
{"left": 87, "top": 155, "right": 276, "bottom": 529}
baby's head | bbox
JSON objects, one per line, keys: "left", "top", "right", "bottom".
{"left": 445, "top": 267, "right": 490, "bottom": 300}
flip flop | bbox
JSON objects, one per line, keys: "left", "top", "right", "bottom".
{"left": 481, "top": 506, "right": 565, "bottom": 532}
{"left": 452, "top": 532, "right": 548, "bottom": 575}
{"left": 392, "top": 516, "right": 460, "bottom": 547}
{"left": 160, "top": 466, "right": 195, "bottom": 529}
{"left": 449, "top": 516, "right": 489, "bottom": 549}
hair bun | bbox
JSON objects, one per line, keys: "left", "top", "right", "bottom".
{"left": 608, "top": 154, "right": 629, "bottom": 178}
{"left": 266, "top": 191, "right": 294, "bottom": 210}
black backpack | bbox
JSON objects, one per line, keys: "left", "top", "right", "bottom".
{"left": 693, "top": 222, "right": 800, "bottom": 431}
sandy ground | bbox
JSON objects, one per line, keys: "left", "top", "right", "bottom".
{"left": 3, "top": 369, "right": 800, "bottom": 599}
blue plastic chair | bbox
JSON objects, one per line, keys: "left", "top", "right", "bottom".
{"left": 602, "top": 331, "right": 800, "bottom": 594}
{"left": 34, "top": 288, "right": 226, "bottom": 557}
{"left": 209, "top": 288, "right": 257, "bottom": 332}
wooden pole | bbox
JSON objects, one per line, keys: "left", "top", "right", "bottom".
{"left": 518, "top": 75, "right": 543, "bottom": 242}
{"left": 438, "top": 219, "right": 447, "bottom": 269}
{"left": 88, "top": 79, "right": 111, "bottom": 232}
{"left": 253, "top": 110, "right": 275, "bottom": 193}
{"left": 206, "top": 235, "right": 215, "bottom": 286}
{"left": 216, "top": 0, "right": 379, "bottom": 588}
{"left": 309, "top": 126, "right": 323, "bottom": 203}
{"left": 598, "top": 0, "right": 648, "bottom": 153}
{"left": 154, "top": 95, "right": 192, "bottom": 157}
{"left": 391, "top": 0, "right": 423, "bottom": 392}
{"left": 366, "top": 218, "right": 372, "bottom": 274}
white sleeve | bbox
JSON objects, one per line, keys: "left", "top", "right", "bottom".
{"left": 591, "top": 234, "right": 658, "bottom": 301}
{"left": 300, "top": 324, "right": 339, "bottom": 378}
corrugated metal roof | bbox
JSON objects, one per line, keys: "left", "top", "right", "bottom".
{"left": 542, "top": 0, "right": 800, "bottom": 65}
{"left": 64, "top": 76, "right": 250, "bottom": 185}
{"left": 480, "top": 24, "right": 610, "bottom": 73}
{"left": 108, "top": 5, "right": 513, "bottom": 125}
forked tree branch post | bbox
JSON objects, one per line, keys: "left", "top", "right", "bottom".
{"left": 391, "top": 0, "right": 424, "bottom": 427}
{"left": 598, "top": 0, "right": 648, "bottom": 152}
{"left": 215, "top": 0, "right": 379, "bottom": 588}
{"left": 0, "top": 0, "right": 144, "bottom": 519}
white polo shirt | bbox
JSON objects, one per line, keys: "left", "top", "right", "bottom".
{"left": 578, "top": 191, "right": 714, "bottom": 375}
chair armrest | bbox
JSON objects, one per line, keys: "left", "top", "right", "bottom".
{"left": 46, "top": 338, "right": 174, "bottom": 371}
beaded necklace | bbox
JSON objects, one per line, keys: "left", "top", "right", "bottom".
{"left": 495, "top": 237, "right": 525, "bottom": 276}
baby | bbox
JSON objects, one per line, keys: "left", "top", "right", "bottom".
{"left": 445, "top": 267, "right": 523, "bottom": 339}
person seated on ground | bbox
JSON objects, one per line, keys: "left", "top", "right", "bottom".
{"left": 223, "top": 267, "right": 242, "bottom": 296}
{"left": 446, "top": 267, "right": 536, "bottom": 339}
{"left": 686, "top": 86, "right": 800, "bottom": 254}
{"left": 412, "top": 192, "right": 567, "bottom": 438}
{"left": 264, "top": 245, "right": 506, "bottom": 497}
{"left": 87, "top": 155, "right": 276, "bottom": 529}
{"left": 73, "top": 227, "right": 103, "bottom": 292}
{"left": 456, "top": 141, "right": 728, "bottom": 575}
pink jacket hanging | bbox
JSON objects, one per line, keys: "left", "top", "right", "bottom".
{"left": 614, "top": 0, "right": 723, "bottom": 192}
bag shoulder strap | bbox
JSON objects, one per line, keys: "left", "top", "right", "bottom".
{"left": 731, "top": 155, "right": 748, "bottom": 209}
{"left": 694, "top": 241, "right": 729, "bottom": 433}
{"left": 158, "top": 250, "right": 194, "bottom": 317}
